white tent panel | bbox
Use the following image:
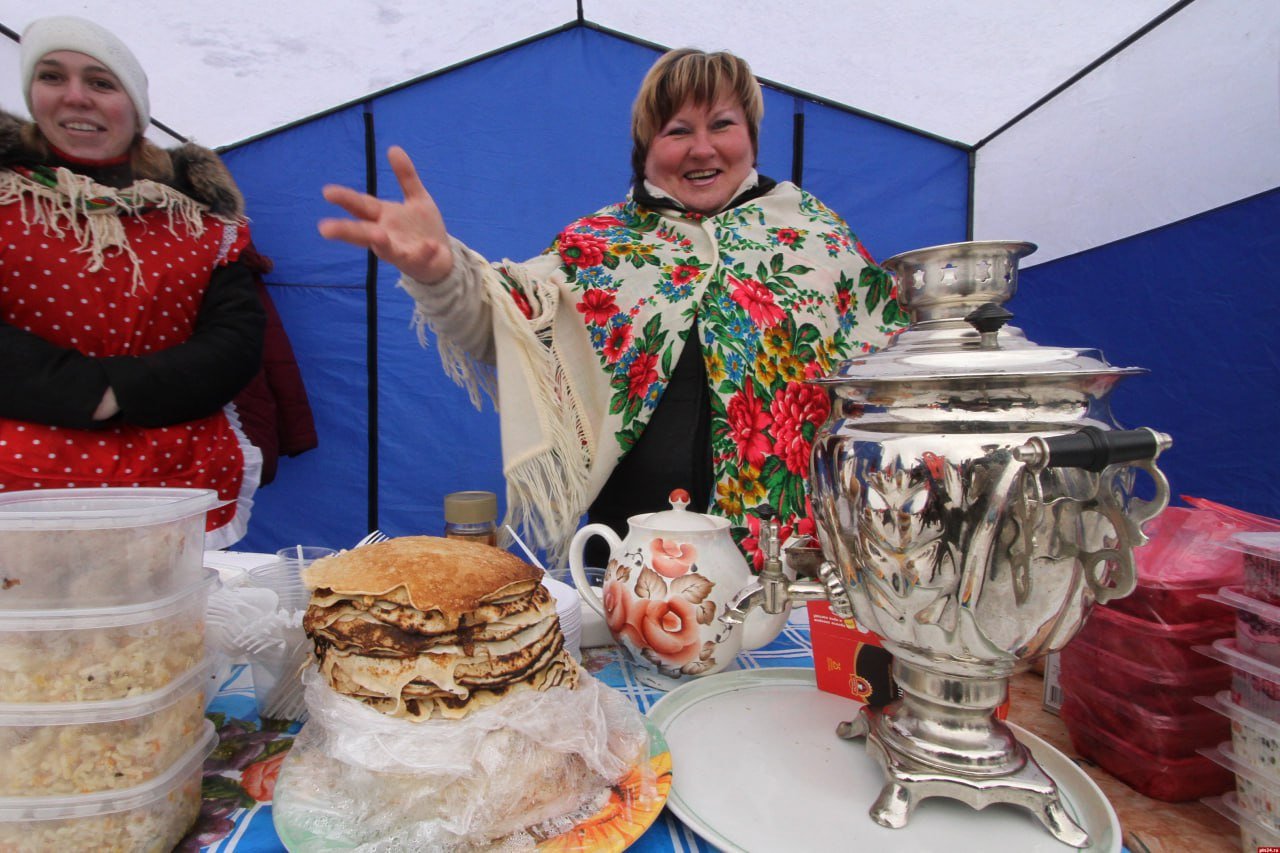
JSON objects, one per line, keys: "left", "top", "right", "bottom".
{"left": 4, "top": 0, "right": 1180, "bottom": 149}
{"left": 973, "top": 0, "right": 1280, "bottom": 264}
{"left": 0, "top": 0, "right": 571, "bottom": 148}
{"left": 587, "top": 0, "right": 1174, "bottom": 145}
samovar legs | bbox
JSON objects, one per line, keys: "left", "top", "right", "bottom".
{"left": 837, "top": 706, "right": 1091, "bottom": 848}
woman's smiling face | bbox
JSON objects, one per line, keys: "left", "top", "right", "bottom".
{"left": 30, "top": 51, "right": 136, "bottom": 161}
{"left": 643, "top": 94, "right": 754, "bottom": 215}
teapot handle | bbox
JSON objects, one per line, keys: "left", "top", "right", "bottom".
{"left": 568, "top": 524, "right": 621, "bottom": 620}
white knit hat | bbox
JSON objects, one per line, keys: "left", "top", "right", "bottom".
{"left": 20, "top": 16, "right": 150, "bottom": 133}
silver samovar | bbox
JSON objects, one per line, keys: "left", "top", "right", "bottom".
{"left": 726, "top": 240, "right": 1170, "bottom": 847}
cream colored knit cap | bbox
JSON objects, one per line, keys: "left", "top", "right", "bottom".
{"left": 20, "top": 16, "right": 150, "bottom": 133}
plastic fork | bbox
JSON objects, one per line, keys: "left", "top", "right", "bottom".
{"left": 354, "top": 529, "right": 390, "bottom": 548}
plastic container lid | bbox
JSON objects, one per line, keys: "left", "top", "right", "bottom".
{"left": 1197, "top": 690, "right": 1280, "bottom": 745}
{"left": 1200, "top": 742, "right": 1280, "bottom": 795}
{"left": 1086, "top": 602, "right": 1232, "bottom": 641}
{"left": 1224, "top": 532, "right": 1280, "bottom": 561}
{"left": 0, "top": 655, "right": 217, "bottom": 725}
{"left": 0, "top": 719, "right": 215, "bottom": 821}
{"left": 1197, "top": 638, "right": 1280, "bottom": 687}
{"left": 1066, "top": 632, "right": 1228, "bottom": 688}
{"left": 1059, "top": 667, "right": 1226, "bottom": 733}
{"left": 1204, "top": 586, "right": 1280, "bottom": 628}
{"left": 0, "top": 570, "right": 217, "bottom": 632}
{"left": 1202, "top": 793, "right": 1280, "bottom": 845}
{"left": 443, "top": 491, "right": 498, "bottom": 525}
{"left": 0, "top": 488, "right": 220, "bottom": 531}
{"left": 1130, "top": 506, "right": 1246, "bottom": 590}
{"left": 1062, "top": 698, "right": 1233, "bottom": 801}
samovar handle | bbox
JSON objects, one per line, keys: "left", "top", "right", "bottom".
{"left": 1015, "top": 427, "right": 1173, "bottom": 603}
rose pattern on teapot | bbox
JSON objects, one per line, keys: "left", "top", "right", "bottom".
{"left": 570, "top": 489, "right": 791, "bottom": 688}
{"left": 602, "top": 538, "right": 721, "bottom": 676}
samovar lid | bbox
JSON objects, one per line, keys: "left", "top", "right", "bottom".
{"left": 814, "top": 240, "right": 1146, "bottom": 386}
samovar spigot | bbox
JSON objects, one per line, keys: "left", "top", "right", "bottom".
{"left": 758, "top": 507, "right": 787, "bottom": 613}
{"left": 719, "top": 507, "right": 834, "bottom": 633}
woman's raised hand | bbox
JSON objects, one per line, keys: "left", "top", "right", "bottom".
{"left": 318, "top": 145, "right": 454, "bottom": 284}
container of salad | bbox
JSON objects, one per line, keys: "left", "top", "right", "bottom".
{"left": 0, "top": 488, "right": 219, "bottom": 611}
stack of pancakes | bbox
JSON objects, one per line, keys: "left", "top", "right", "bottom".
{"left": 302, "top": 536, "right": 578, "bottom": 720}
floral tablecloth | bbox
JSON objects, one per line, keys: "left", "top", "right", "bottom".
{"left": 185, "top": 616, "right": 817, "bottom": 852}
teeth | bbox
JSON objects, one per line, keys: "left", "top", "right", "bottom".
{"left": 686, "top": 170, "right": 717, "bottom": 180}
{"left": 65, "top": 122, "right": 99, "bottom": 132}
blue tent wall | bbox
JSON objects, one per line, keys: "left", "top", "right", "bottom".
{"left": 802, "top": 106, "right": 969, "bottom": 262}
{"left": 222, "top": 26, "right": 969, "bottom": 552}
{"left": 1018, "top": 187, "right": 1280, "bottom": 519}
{"left": 221, "top": 109, "right": 372, "bottom": 552}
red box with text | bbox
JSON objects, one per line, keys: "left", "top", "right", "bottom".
{"left": 806, "top": 600, "right": 1009, "bottom": 719}
{"left": 806, "top": 600, "right": 896, "bottom": 707}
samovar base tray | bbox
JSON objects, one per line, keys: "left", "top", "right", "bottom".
{"left": 838, "top": 708, "right": 1091, "bottom": 848}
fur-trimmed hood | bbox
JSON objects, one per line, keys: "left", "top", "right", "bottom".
{"left": 0, "top": 110, "right": 243, "bottom": 219}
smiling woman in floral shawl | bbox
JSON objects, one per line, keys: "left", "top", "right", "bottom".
{"left": 319, "top": 48, "right": 906, "bottom": 568}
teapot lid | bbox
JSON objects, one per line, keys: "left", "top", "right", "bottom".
{"left": 812, "top": 240, "right": 1145, "bottom": 387}
{"left": 640, "top": 489, "right": 725, "bottom": 532}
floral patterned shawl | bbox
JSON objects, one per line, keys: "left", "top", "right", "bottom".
{"left": 434, "top": 180, "right": 906, "bottom": 567}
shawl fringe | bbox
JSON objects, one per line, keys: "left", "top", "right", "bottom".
{"left": 0, "top": 166, "right": 230, "bottom": 294}
{"left": 485, "top": 261, "right": 590, "bottom": 568}
{"left": 413, "top": 303, "right": 497, "bottom": 410}
{"left": 0, "top": 110, "right": 244, "bottom": 218}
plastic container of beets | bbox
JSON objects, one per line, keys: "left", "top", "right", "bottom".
{"left": 1074, "top": 603, "right": 1233, "bottom": 671}
{"left": 1061, "top": 633, "right": 1230, "bottom": 717}
{"left": 1108, "top": 506, "right": 1244, "bottom": 624}
{"left": 1057, "top": 666, "right": 1227, "bottom": 757}
{"left": 1060, "top": 696, "right": 1232, "bottom": 801}
{"left": 1203, "top": 586, "right": 1280, "bottom": 666}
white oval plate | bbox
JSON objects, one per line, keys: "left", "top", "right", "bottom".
{"left": 647, "top": 667, "right": 1119, "bottom": 853}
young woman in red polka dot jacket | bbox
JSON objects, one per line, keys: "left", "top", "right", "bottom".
{"left": 0, "top": 16, "right": 265, "bottom": 547}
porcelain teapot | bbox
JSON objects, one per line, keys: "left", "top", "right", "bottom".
{"left": 569, "top": 489, "right": 790, "bottom": 689}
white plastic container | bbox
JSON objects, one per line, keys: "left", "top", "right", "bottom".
{"left": 1203, "top": 792, "right": 1280, "bottom": 853}
{"left": 1197, "top": 690, "right": 1280, "bottom": 781}
{"left": 1223, "top": 532, "right": 1280, "bottom": 607}
{"left": 1205, "top": 586, "right": 1280, "bottom": 666}
{"left": 1197, "top": 638, "right": 1280, "bottom": 722}
{"left": 0, "top": 488, "right": 219, "bottom": 610}
{"left": 1201, "top": 741, "right": 1280, "bottom": 831}
{"left": 0, "top": 658, "right": 216, "bottom": 796}
{"left": 0, "top": 571, "right": 217, "bottom": 703}
{"left": 0, "top": 720, "right": 215, "bottom": 852}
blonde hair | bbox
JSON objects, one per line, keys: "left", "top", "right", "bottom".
{"left": 630, "top": 48, "right": 764, "bottom": 185}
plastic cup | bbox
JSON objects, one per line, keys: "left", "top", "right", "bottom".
{"left": 274, "top": 546, "right": 339, "bottom": 566}
{"left": 251, "top": 547, "right": 338, "bottom": 611}
{"left": 247, "top": 561, "right": 311, "bottom": 612}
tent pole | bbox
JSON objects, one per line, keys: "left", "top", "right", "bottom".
{"left": 363, "top": 105, "right": 380, "bottom": 534}
{"left": 966, "top": 149, "right": 976, "bottom": 241}
{"left": 791, "top": 101, "right": 805, "bottom": 188}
